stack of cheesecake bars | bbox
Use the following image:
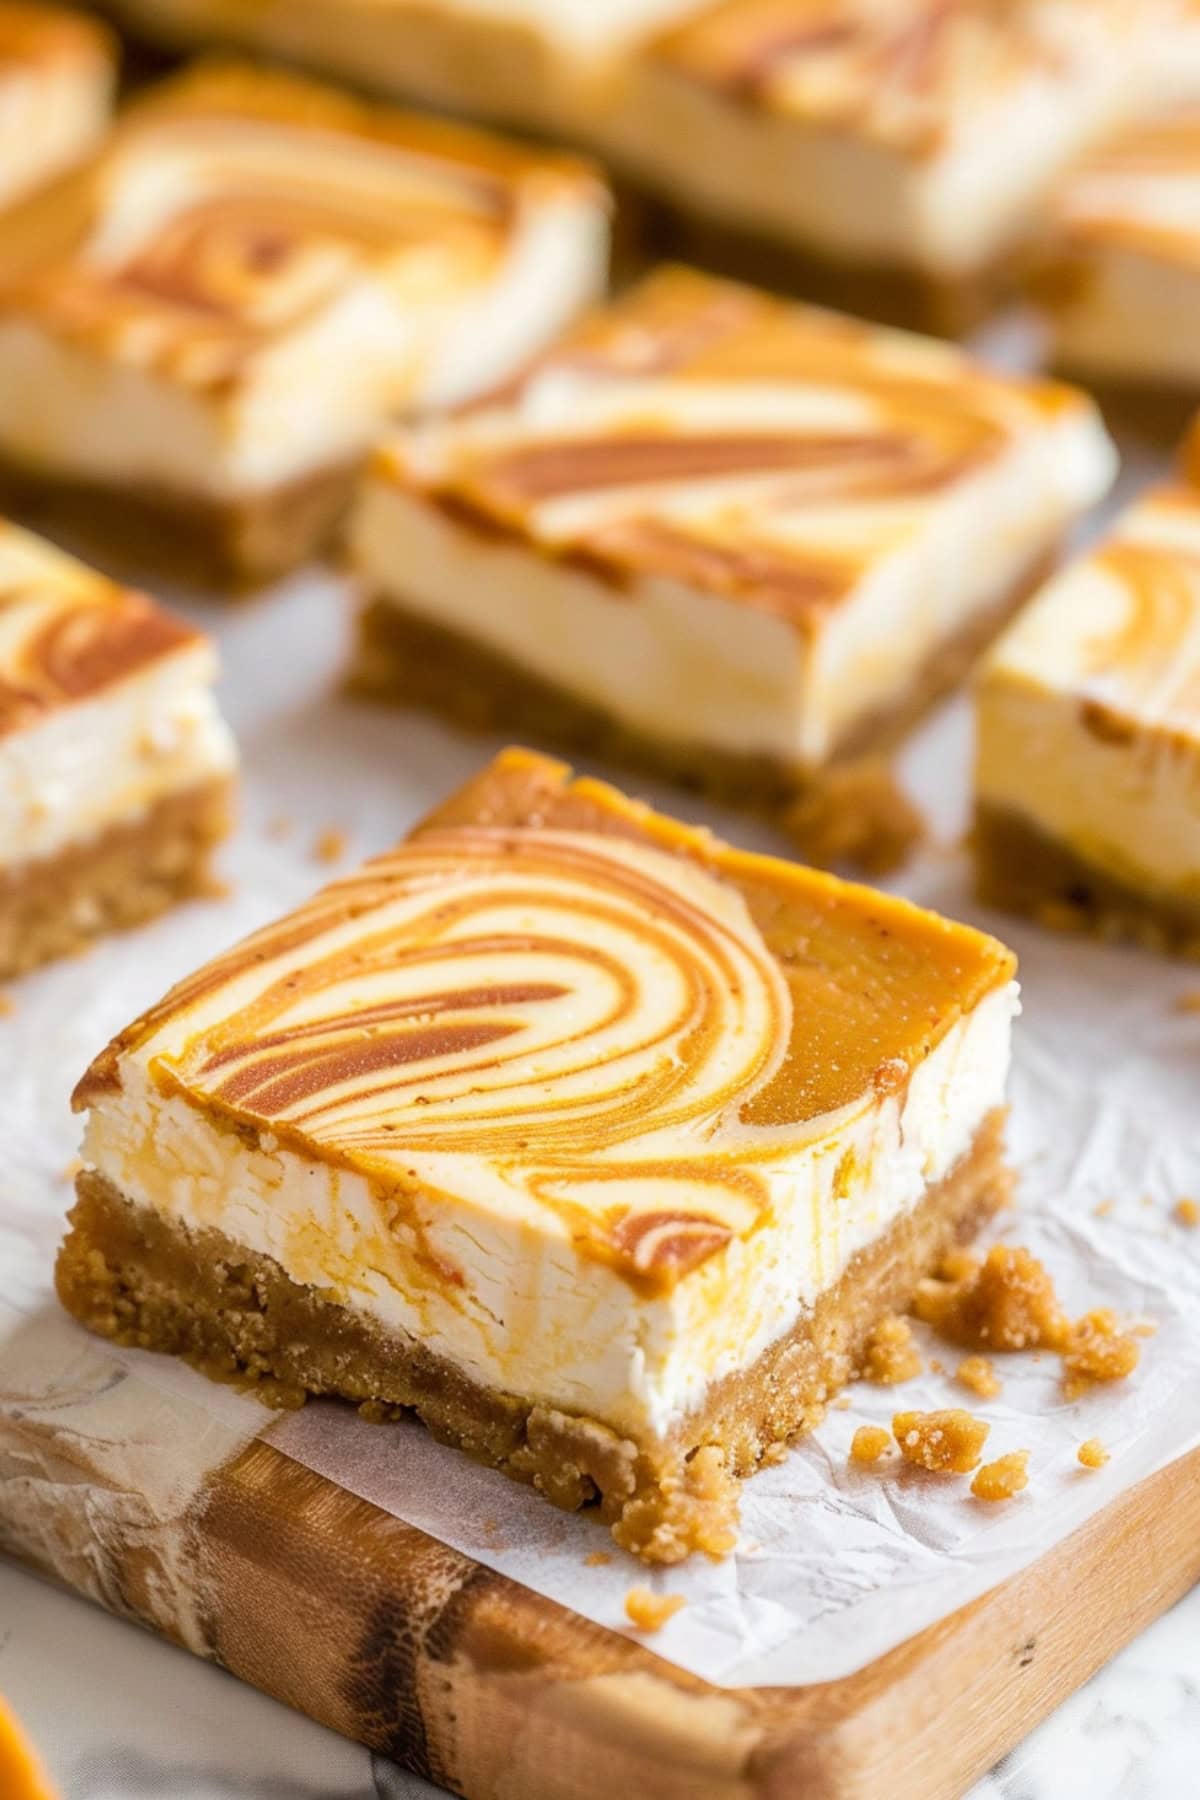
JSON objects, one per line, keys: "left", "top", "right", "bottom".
{"left": 2, "top": 0, "right": 1199, "bottom": 1562}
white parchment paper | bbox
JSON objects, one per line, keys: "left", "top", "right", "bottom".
{"left": 3, "top": 389, "right": 1199, "bottom": 1692}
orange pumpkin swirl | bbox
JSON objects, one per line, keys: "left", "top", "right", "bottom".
{"left": 115, "top": 828, "right": 793, "bottom": 1257}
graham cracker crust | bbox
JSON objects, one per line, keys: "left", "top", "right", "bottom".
{"left": 349, "top": 560, "right": 1051, "bottom": 870}
{"left": 0, "top": 778, "right": 234, "bottom": 981}
{"left": 0, "top": 458, "right": 359, "bottom": 591}
{"left": 57, "top": 1110, "right": 1009, "bottom": 1563}
{"left": 974, "top": 802, "right": 1200, "bottom": 959}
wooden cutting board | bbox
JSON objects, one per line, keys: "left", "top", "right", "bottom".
{"left": 2, "top": 1305, "right": 1199, "bottom": 1800}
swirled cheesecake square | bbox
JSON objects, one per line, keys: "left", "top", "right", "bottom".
{"left": 0, "top": 519, "right": 236, "bottom": 980}
{"left": 60, "top": 747, "right": 1018, "bottom": 1561}
{"left": 95, "top": 0, "right": 707, "bottom": 137}
{"left": 0, "top": 62, "right": 609, "bottom": 583}
{"left": 599, "top": 0, "right": 1181, "bottom": 321}
{"left": 350, "top": 267, "right": 1115, "bottom": 844}
{"left": 1035, "top": 110, "right": 1200, "bottom": 407}
{"left": 975, "top": 482, "right": 1200, "bottom": 953}
{"left": 0, "top": 4, "right": 115, "bottom": 211}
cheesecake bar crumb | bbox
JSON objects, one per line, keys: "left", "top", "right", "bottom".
{"left": 850, "top": 1425, "right": 892, "bottom": 1466}
{"left": 613, "top": 1445, "right": 740, "bottom": 1567}
{"left": 312, "top": 827, "right": 349, "bottom": 865}
{"left": 779, "top": 761, "right": 926, "bottom": 878}
{"left": 1062, "top": 1310, "right": 1141, "bottom": 1400}
{"left": 624, "top": 1588, "right": 686, "bottom": 1633}
{"left": 956, "top": 1355, "right": 1001, "bottom": 1399}
{"left": 860, "top": 1313, "right": 923, "bottom": 1385}
{"left": 0, "top": 993, "right": 11, "bottom": 1017}
{"left": 1173, "top": 1198, "right": 1199, "bottom": 1228}
{"left": 584, "top": 1551, "right": 612, "bottom": 1568}
{"left": 971, "top": 1450, "right": 1030, "bottom": 1502}
{"left": 1093, "top": 1199, "right": 1115, "bottom": 1219}
{"left": 914, "top": 1244, "right": 1071, "bottom": 1353}
{"left": 893, "top": 1409, "right": 990, "bottom": 1475}
{"left": 1173, "top": 991, "right": 1200, "bottom": 1014}
{"left": 1077, "top": 1438, "right": 1110, "bottom": 1470}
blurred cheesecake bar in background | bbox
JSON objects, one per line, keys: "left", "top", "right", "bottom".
{"left": 1035, "top": 109, "right": 1200, "bottom": 419}
{"left": 0, "top": 520, "right": 236, "bottom": 980}
{"left": 59, "top": 745, "right": 1019, "bottom": 1561}
{"left": 0, "top": 63, "right": 610, "bottom": 584}
{"left": 350, "top": 267, "right": 1116, "bottom": 854}
{"left": 975, "top": 480, "right": 1200, "bottom": 955}
{"left": 600, "top": 0, "right": 1183, "bottom": 329}
{"left": 0, "top": 3, "right": 115, "bottom": 212}
{"left": 90, "top": 0, "right": 708, "bottom": 134}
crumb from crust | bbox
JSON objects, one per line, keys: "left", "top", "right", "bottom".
{"left": 893, "top": 1409, "right": 990, "bottom": 1474}
{"left": 914, "top": 1244, "right": 1071, "bottom": 1353}
{"left": 833, "top": 1396, "right": 852, "bottom": 1411}
{"left": 625, "top": 1587, "right": 686, "bottom": 1632}
{"left": 780, "top": 759, "right": 926, "bottom": 876}
{"left": 0, "top": 993, "right": 13, "bottom": 1017}
{"left": 585, "top": 1550, "right": 612, "bottom": 1568}
{"left": 1174, "top": 990, "right": 1200, "bottom": 1013}
{"left": 1078, "top": 1438, "right": 1110, "bottom": 1470}
{"left": 971, "top": 1450, "right": 1030, "bottom": 1502}
{"left": 1173, "top": 1198, "right": 1199, "bottom": 1228}
{"left": 1062, "top": 1309, "right": 1141, "bottom": 1400}
{"left": 956, "top": 1354, "right": 1001, "bottom": 1399}
{"left": 1093, "top": 1199, "right": 1114, "bottom": 1219}
{"left": 313, "top": 827, "right": 349, "bottom": 865}
{"left": 613, "top": 1445, "right": 740, "bottom": 1566}
{"left": 850, "top": 1425, "right": 892, "bottom": 1466}
{"left": 860, "top": 1313, "right": 923, "bottom": 1384}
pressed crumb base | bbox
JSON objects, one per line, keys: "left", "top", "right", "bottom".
{"left": 974, "top": 802, "right": 1200, "bottom": 958}
{"left": 57, "top": 1111, "right": 1009, "bottom": 1563}
{"left": 0, "top": 780, "right": 234, "bottom": 981}
{"left": 0, "top": 458, "right": 359, "bottom": 589}
{"left": 349, "top": 562, "right": 1050, "bottom": 871}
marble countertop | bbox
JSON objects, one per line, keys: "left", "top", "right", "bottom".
{"left": 3, "top": 1556, "right": 1197, "bottom": 1799}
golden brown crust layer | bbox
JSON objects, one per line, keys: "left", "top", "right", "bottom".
{"left": 349, "top": 553, "right": 1049, "bottom": 863}
{"left": 0, "top": 458, "right": 359, "bottom": 589}
{"left": 973, "top": 802, "right": 1200, "bottom": 958}
{"left": 0, "top": 777, "right": 234, "bottom": 981}
{"left": 56, "top": 1111, "right": 1009, "bottom": 1562}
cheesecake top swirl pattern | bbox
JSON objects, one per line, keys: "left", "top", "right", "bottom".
{"left": 649, "top": 0, "right": 1161, "bottom": 155}
{"left": 0, "top": 61, "right": 601, "bottom": 388}
{"left": 78, "top": 749, "right": 1016, "bottom": 1288}
{"left": 987, "top": 483, "right": 1200, "bottom": 737}
{"left": 1051, "top": 112, "right": 1200, "bottom": 268}
{"left": 0, "top": 519, "right": 200, "bottom": 740}
{"left": 379, "top": 266, "right": 1098, "bottom": 626}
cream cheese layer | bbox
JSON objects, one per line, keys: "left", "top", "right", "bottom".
{"left": 977, "top": 484, "right": 1200, "bottom": 900}
{"left": 78, "top": 819, "right": 1016, "bottom": 1437}
{"left": 0, "top": 521, "right": 236, "bottom": 864}
{"left": 353, "top": 268, "right": 1115, "bottom": 766}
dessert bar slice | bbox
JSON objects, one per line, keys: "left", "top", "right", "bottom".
{"left": 0, "top": 4, "right": 114, "bottom": 211}
{"left": 601, "top": 0, "right": 1181, "bottom": 328}
{"left": 0, "top": 62, "right": 609, "bottom": 584}
{"left": 349, "top": 267, "right": 1115, "bottom": 848}
{"left": 975, "top": 481, "right": 1200, "bottom": 953}
{"left": 93, "top": 0, "right": 708, "bottom": 136}
{"left": 1036, "top": 109, "right": 1200, "bottom": 419}
{"left": 60, "top": 746, "right": 1018, "bottom": 1561}
{"left": 0, "top": 520, "right": 236, "bottom": 980}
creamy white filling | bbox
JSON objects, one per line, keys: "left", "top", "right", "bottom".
{"left": 350, "top": 409, "right": 1115, "bottom": 767}
{"left": 82, "top": 984, "right": 1017, "bottom": 1440}
{"left": 0, "top": 57, "right": 112, "bottom": 211}
{"left": 977, "top": 676, "right": 1200, "bottom": 900}
{"left": 0, "top": 197, "right": 608, "bottom": 500}
{"left": 603, "top": 58, "right": 1149, "bottom": 276}
{"left": 0, "top": 644, "right": 237, "bottom": 867}
{"left": 1047, "top": 243, "right": 1200, "bottom": 386}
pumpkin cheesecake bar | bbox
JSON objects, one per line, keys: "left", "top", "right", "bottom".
{"left": 975, "top": 481, "right": 1200, "bottom": 954}
{"left": 0, "top": 4, "right": 115, "bottom": 212}
{"left": 599, "top": 0, "right": 1180, "bottom": 328}
{"left": 350, "top": 267, "right": 1116, "bottom": 847}
{"left": 93, "top": 0, "right": 707, "bottom": 137}
{"left": 0, "top": 520, "right": 236, "bottom": 980}
{"left": 59, "top": 746, "right": 1019, "bottom": 1561}
{"left": 1035, "top": 108, "right": 1200, "bottom": 419}
{"left": 0, "top": 62, "right": 609, "bottom": 584}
